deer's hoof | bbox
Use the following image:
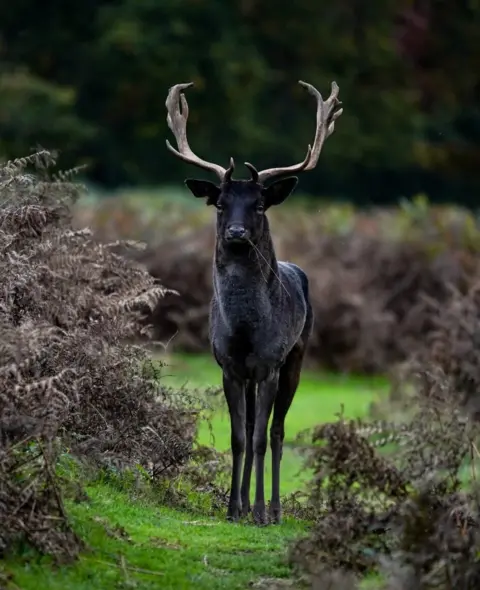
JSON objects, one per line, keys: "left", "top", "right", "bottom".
{"left": 241, "top": 502, "right": 251, "bottom": 517}
{"left": 269, "top": 503, "right": 282, "bottom": 525}
{"left": 252, "top": 503, "right": 268, "bottom": 526}
{"left": 226, "top": 501, "right": 242, "bottom": 522}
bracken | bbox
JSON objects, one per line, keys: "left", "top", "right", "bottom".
{"left": 288, "top": 365, "right": 480, "bottom": 589}
{"left": 0, "top": 151, "right": 198, "bottom": 559}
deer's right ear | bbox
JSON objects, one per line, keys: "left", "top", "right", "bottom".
{"left": 184, "top": 179, "right": 221, "bottom": 206}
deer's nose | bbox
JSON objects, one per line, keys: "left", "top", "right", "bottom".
{"left": 225, "top": 224, "right": 250, "bottom": 242}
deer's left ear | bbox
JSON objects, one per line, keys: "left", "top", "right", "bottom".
{"left": 184, "top": 179, "right": 221, "bottom": 206}
{"left": 262, "top": 177, "right": 298, "bottom": 209}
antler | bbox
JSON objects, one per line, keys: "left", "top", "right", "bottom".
{"left": 246, "top": 80, "right": 343, "bottom": 185}
{"left": 165, "top": 82, "right": 234, "bottom": 182}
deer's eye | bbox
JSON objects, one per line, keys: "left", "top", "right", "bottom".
{"left": 216, "top": 204, "right": 224, "bottom": 213}
{"left": 256, "top": 205, "right": 264, "bottom": 214}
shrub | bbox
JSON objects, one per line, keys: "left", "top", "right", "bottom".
{"left": 288, "top": 361, "right": 480, "bottom": 588}
{"left": 0, "top": 153, "right": 198, "bottom": 558}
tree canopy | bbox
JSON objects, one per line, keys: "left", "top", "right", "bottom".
{"left": 1, "top": 0, "right": 479, "bottom": 203}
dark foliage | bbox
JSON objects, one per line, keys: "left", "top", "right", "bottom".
{"left": 288, "top": 360, "right": 480, "bottom": 588}
{"left": 423, "top": 283, "right": 480, "bottom": 419}
{"left": 1, "top": 2, "right": 480, "bottom": 201}
{"left": 135, "top": 206, "right": 479, "bottom": 374}
{"left": 0, "top": 152, "right": 198, "bottom": 558}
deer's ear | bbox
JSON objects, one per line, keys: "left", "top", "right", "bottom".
{"left": 184, "top": 179, "right": 221, "bottom": 206}
{"left": 262, "top": 177, "right": 298, "bottom": 209}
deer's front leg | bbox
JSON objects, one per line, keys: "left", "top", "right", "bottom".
{"left": 253, "top": 371, "right": 278, "bottom": 525}
{"left": 240, "top": 380, "right": 256, "bottom": 516}
{"left": 223, "top": 371, "right": 246, "bottom": 521}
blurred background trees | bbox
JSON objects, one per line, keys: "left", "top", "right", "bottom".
{"left": 0, "top": 0, "right": 479, "bottom": 204}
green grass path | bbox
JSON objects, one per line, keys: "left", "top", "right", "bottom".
{"left": 5, "top": 484, "right": 307, "bottom": 590}
{"left": 3, "top": 354, "right": 388, "bottom": 589}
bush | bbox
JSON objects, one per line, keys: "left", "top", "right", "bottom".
{"left": 0, "top": 153, "right": 198, "bottom": 559}
{"left": 288, "top": 372, "right": 480, "bottom": 588}
{"left": 287, "top": 280, "right": 480, "bottom": 588}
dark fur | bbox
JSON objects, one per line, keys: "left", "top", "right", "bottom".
{"left": 185, "top": 175, "right": 314, "bottom": 524}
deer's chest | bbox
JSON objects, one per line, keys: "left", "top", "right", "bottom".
{"left": 211, "top": 272, "right": 289, "bottom": 375}
{"left": 214, "top": 270, "right": 273, "bottom": 332}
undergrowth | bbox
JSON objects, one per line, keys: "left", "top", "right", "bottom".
{"left": 289, "top": 366, "right": 480, "bottom": 589}
{"left": 0, "top": 151, "right": 200, "bottom": 559}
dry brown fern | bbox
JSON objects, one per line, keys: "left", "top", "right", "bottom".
{"left": 289, "top": 370, "right": 480, "bottom": 589}
{"left": 0, "top": 151, "right": 197, "bottom": 558}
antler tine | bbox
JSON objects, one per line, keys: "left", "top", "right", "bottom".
{"left": 256, "top": 80, "right": 342, "bottom": 185}
{"left": 300, "top": 80, "right": 343, "bottom": 171}
{"left": 223, "top": 157, "right": 235, "bottom": 184}
{"left": 165, "top": 82, "right": 229, "bottom": 181}
{"left": 244, "top": 162, "right": 259, "bottom": 183}
{"left": 255, "top": 146, "right": 313, "bottom": 185}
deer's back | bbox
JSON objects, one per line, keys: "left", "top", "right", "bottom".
{"left": 277, "top": 261, "right": 310, "bottom": 309}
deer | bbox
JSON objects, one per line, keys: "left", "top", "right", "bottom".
{"left": 165, "top": 79, "right": 342, "bottom": 525}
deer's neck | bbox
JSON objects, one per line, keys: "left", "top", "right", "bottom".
{"left": 213, "top": 230, "right": 278, "bottom": 289}
{"left": 212, "top": 224, "right": 285, "bottom": 342}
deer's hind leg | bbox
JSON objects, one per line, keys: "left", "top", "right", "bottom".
{"left": 269, "top": 342, "right": 306, "bottom": 524}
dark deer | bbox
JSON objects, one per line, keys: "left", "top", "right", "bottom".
{"left": 165, "top": 79, "right": 342, "bottom": 525}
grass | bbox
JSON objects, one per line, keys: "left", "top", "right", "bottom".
{"left": 3, "top": 353, "right": 389, "bottom": 589}
{"left": 3, "top": 483, "right": 308, "bottom": 590}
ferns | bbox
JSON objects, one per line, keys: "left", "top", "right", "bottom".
{"left": 0, "top": 151, "right": 196, "bottom": 558}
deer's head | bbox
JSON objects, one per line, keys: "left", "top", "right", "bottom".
{"left": 165, "top": 80, "right": 342, "bottom": 247}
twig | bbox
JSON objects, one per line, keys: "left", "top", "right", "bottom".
{"left": 90, "top": 558, "right": 165, "bottom": 577}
